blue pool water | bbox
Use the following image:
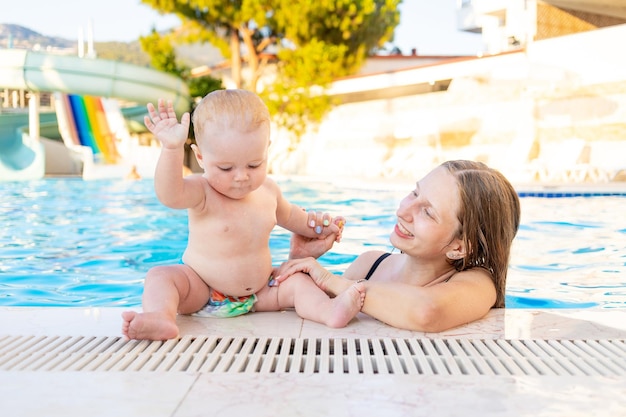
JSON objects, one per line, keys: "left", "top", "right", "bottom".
{"left": 1, "top": 178, "right": 625, "bottom": 308}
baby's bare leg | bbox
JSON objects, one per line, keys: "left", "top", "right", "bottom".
{"left": 122, "top": 310, "right": 178, "bottom": 341}
{"left": 121, "top": 264, "right": 210, "bottom": 340}
{"left": 325, "top": 281, "right": 365, "bottom": 328}
{"left": 273, "top": 273, "right": 365, "bottom": 328}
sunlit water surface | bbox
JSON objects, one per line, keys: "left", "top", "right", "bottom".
{"left": 1, "top": 178, "right": 625, "bottom": 308}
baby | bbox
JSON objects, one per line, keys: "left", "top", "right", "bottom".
{"left": 122, "top": 89, "right": 365, "bottom": 340}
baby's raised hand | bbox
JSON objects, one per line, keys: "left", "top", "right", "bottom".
{"left": 144, "top": 99, "right": 190, "bottom": 149}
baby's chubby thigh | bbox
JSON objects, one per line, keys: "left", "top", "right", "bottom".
{"left": 253, "top": 280, "right": 281, "bottom": 312}
{"left": 253, "top": 272, "right": 312, "bottom": 312}
{"left": 160, "top": 263, "right": 212, "bottom": 314}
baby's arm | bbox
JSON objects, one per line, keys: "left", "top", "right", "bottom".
{"left": 145, "top": 99, "right": 200, "bottom": 209}
{"left": 275, "top": 189, "right": 342, "bottom": 239}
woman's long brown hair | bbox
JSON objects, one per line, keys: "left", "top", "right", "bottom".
{"left": 443, "top": 160, "right": 521, "bottom": 308}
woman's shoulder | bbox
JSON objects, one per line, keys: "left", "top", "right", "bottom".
{"left": 356, "top": 250, "right": 392, "bottom": 263}
{"left": 348, "top": 250, "right": 393, "bottom": 273}
{"left": 447, "top": 266, "right": 493, "bottom": 283}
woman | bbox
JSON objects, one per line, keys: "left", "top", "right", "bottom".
{"left": 276, "top": 160, "right": 521, "bottom": 332}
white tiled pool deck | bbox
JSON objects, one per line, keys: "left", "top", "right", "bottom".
{"left": 1, "top": 307, "right": 625, "bottom": 417}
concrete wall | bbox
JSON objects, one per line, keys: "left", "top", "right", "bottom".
{"left": 269, "top": 24, "right": 626, "bottom": 184}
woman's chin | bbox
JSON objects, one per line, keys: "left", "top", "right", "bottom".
{"left": 389, "top": 233, "right": 404, "bottom": 250}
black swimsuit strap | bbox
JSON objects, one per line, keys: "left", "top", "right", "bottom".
{"left": 363, "top": 252, "right": 392, "bottom": 281}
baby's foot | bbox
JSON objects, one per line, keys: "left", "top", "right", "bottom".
{"left": 326, "top": 281, "right": 366, "bottom": 328}
{"left": 121, "top": 311, "right": 179, "bottom": 341}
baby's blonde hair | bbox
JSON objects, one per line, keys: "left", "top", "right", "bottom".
{"left": 192, "top": 89, "right": 270, "bottom": 141}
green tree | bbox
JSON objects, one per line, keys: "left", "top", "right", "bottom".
{"left": 140, "top": 29, "right": 223, "bottom": 99}
{"left": 140, "top": 0, "right": 400, "bottom": 143}
{"left": 140, "top": 30, "right": 182, "bottom": 76}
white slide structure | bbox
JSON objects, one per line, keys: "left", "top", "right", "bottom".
{"left": 0, "top": 49, "right": 190, "bottom": 181}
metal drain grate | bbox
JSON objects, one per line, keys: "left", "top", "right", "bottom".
{"left": 1, "top": 335, "right": 624, "bottom": 376}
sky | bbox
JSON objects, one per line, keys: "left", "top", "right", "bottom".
{"left": 3, "top": 0, "right": 483, "bottom": 55}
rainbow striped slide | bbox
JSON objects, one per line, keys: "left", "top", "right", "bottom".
{"left": 55, "top": 93, "right": 120, "bottom": 164}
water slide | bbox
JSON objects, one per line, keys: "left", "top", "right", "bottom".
{"left": 0, "top": 49, "right": 190, "bottom": 181}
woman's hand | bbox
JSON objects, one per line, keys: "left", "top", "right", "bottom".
{"left": 273, "top": 257, "right": 334, "bottom": 292}
{"left": 291, "top": 216, "right": 345, "bottom": 259}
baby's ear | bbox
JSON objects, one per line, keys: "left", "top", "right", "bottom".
{"left": 190, "top": 144, "right": 204, "bottom": 169}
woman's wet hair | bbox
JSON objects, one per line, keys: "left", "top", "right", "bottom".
{"left": 443, "top": 160, "right": 521, "bottom": 308}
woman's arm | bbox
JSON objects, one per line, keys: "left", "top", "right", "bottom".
{"left": 273, "top": 257, "right": 338, "bottom": 291}
{"left": 277, "top": 257, "right": 497, "bottom": 333}
{"left": 353, "top": 272, "right": 496, "bottom": 332}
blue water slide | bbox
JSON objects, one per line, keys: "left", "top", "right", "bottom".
{"left": 0, "top": 49, "right": 190, "bottom": 181}
{"left": 0, "top": 112, "right": 59, "bottom": 181}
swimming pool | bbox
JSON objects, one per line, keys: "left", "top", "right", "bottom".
{"left": 1, "top": 178, "right": 625, "bottom": 309}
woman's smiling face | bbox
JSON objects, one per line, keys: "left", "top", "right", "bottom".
{"left": 391, "top": 165, "right": 462, "bottom": 258}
